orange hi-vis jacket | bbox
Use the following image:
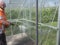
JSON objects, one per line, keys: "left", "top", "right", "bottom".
{"left": 0, "top": 8, "right": 9, "bottom": 33}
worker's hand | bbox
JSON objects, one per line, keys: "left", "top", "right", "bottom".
{"left": 7, "top": 21, "right": 15, "bottom": 25}
{"left": 10, "top": 22, "right": 15, "bottom": 25}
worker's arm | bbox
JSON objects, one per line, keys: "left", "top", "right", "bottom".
{"left": 0, "top": 19, "right": 10, "bottom": 28}
{"left": 3, "top": 20, "right": 10, "bottom": 28}
{"left": 0, "top": 10, "right": 15, "bottom": 28}
{"left": 0, "top": 11, "right": 10, "bottom": 28}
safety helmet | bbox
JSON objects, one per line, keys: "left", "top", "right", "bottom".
{"left": 0, "top": 0, "right": 6, "bottom": 8}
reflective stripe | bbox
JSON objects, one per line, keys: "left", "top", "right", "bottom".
{"left": 0, "top": 16, "right": 2, "bottom": 19}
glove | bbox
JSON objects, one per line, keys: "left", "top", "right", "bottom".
{"left": 10, "top": 22, "right": 15, "bottom": 25}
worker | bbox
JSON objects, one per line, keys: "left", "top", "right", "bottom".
{"left": 0, "top": 0, "right": 10, "bottom": 45}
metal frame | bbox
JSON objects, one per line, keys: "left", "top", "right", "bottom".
{"left": 36, "top": 0, "right": 38, "bottom": 45}
{"left": 57, "top": 0, "right": 60, "bottom": 45}
{"left": 8, "top": 0, "right": 59, "bottom": 45}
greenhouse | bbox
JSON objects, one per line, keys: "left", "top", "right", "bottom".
{"left": 0, "top": 0, "right": 60, "bottom": 45}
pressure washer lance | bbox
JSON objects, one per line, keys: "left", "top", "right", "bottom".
{"left": 10, "top": 22, "right": 15, "bottom": 25}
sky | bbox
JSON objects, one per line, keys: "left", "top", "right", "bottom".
{"left": 4, "top": 0, "right": 59, "bottom": 7}
{"left": 3, "top": 0, "right": 9, "bottom": 3}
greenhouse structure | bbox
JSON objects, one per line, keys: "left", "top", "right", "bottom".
{"left": 2, "top": 0, "right": 60, "bottom": 45}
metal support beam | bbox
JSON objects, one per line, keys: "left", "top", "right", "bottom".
{"left": 36, "top": 0, "right": 38, "bottom": 45}
{"left": 57, "top": 1, "right": 60, "bottom": 45}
